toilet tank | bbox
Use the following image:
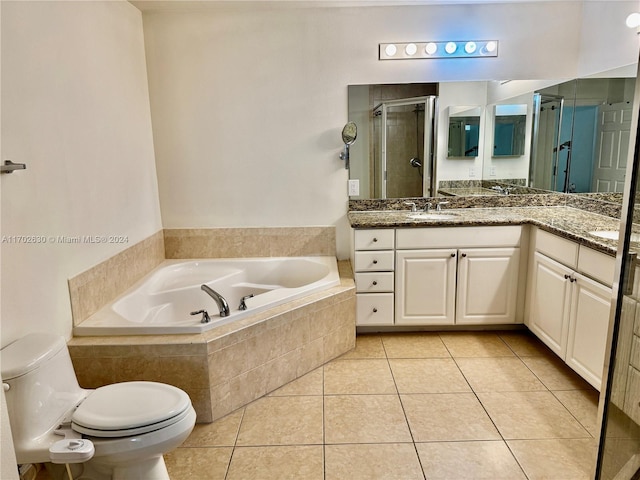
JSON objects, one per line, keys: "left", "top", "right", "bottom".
{"left": 1, "top": 333, "right": 88, "bottom": 463}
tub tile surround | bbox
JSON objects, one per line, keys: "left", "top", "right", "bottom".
{"left": 68, "top": 230, "right": 165, "bottom": 326}
{"left": 68, "top": 227, "right": 354, "bottom": 423}
{"left": 164, "top": 226, "right": 336, "bottom": 259}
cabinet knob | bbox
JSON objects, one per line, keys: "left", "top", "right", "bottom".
{"left": 461, "top": 253, "right": 467, "bottom": 258}
{"left": 372, "top": 281, "right": 378, "bottom": 286}
{"left": 373, "top": 238, "right": 378, "bottom": 242}
{"left": 373, "top": 308, "right": 378, "bottom": 313}
{"left": 450, "top": 253, "right": 456, "bottom": 257}
{"left": 564, "top": 274, "right": 570, "bottom": 280}
{"left": 373, "top": 259, "right": 378, "bottom": 264}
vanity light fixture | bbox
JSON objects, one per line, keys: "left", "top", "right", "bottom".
{"left": 380, "top": 40, "right": 498, "bottom": 60}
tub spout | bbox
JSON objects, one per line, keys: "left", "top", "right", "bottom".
{"left": 200, "top": 285, "right": 230, "bottom": 317}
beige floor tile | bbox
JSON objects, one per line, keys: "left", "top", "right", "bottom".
{"left": 478, "top": 391, "right": 592, "bottom": 440}
{"left": 324, "top": 394, "right": 412, "bottom": 444}
{"left": 389, "top": 358, "right": 471, "bottom": 393}
{"left": 182, "top": 409, "right": 243, "bottom": 447}
{"left": 553, "top": 389, "right": 600, "bottom": 437}
{"left": 339, "top": 334, "right": 386, "bottom": 359}
{"left": 456, "top": 357, "right": 547, "bottom": 392}
{"left": 269, "top": 367, "right": 323, "bottom": 396}
{"left": 236, "top": 396, "right": 323, "bottom": 446}
{"left": 416, "top": 440, "right": 527, "bottom": 479}
{"left": 401, "top": 393, "right": 501, "bottom": 442}
{"left": 381, "top": 332, "right": 451, "bottom": 358}
{"left": 226, "top": 445, "right": 323, "bottom": 480}
{"left": 499, "top": 331, "right": 556, "bottom": 357}
{"left": 508, "top": 438, "right": 597, "bottom": 480}
{"left": 323, "top": 359, "right": 396, "bottom": 394}
{"left": 439, "top": 332, "right": 515, "bottom": 357}
{"left": 522, "top": 355, "right": 594, "bottom": 390}
{"left": 325, "top": 443, "right": 423, "bottom": 480}
{"left": 164, "top": 446, "right": 232, "bottom": 480}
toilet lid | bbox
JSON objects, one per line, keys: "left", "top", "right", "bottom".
{"left": 71, "top": 381, "right": 191, "bottom": 437}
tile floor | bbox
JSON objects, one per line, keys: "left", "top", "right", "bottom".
{"left": 164, "top": 330, "right": 600, "bottom": 480}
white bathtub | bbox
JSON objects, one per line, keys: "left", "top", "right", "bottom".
{"left": 74, "top": 256, "right": 340, "bottom": 336}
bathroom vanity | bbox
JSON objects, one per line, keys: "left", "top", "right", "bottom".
{"left": 349, "top": 204, "right": 621, "bottom": 390}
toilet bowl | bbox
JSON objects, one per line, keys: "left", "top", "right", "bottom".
{"left": 1, "top": 333, "right": 196, "bottom": 480}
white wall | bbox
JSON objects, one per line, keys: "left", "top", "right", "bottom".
{"left": 1, "top": 1, "right": 161, "bottom": 347}
{"left": 141, "top": 1, "right": 589, "bottom": 259}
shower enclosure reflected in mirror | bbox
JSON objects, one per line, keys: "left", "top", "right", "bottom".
{"left": 528, "top": 77, "right": 634, "bottom": 193}
{"left": 372, "top": 96, "right": 437, "bottom": 198}
{"left": 447, "top": 106, "right": 481, "bottom": 158}
{"left": 492, "top": 104, "right": 527, "bottom": 157}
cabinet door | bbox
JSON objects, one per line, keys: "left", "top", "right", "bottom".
{"left": 527, "top": 252, "right": 573, "bottom": 357}
{"left": 566, "top": 272, "right": 612, "bottom": 390}
{"left": 456, "top": 248, "right": 520, "bottom": 324}
{"left": 396, "top": 249, "right": 456, "bottom": 325}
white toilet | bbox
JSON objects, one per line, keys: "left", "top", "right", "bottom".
{"left": 1, "top": 333, "right": 196, "bottom": 480}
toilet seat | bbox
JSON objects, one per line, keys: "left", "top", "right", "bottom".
{"left": 71, "top": 381, "right": 191, "bottom": 438}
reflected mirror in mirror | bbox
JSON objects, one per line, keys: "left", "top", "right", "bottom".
{"left": 447, "top": 106, "right": 481, "bottom": 158}
{"left": 493, "top": 104, "right": 527, "bottom": 157}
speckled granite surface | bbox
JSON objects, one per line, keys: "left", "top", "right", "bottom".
{"left": 348, "top": 206, "right": 628, "bottom": 256}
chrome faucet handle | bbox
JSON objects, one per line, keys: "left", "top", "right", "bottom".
{"left": 239, "top": 294, "right": 254, "bottom": 311}
{"left": 404, "top": 201, "right": 417, "bottom": 212}
{"left": 190, "top": 309, "right": 211, "bottom": 323}
{"left": 436, "top": 201, "right": 449, "bottom": 211}
{"left": 424, "top": 203, "right": 433, "bottom": 212}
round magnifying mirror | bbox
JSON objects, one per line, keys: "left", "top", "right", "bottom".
{"left": 342, "top": 122, "right": 357, "bottom": 145}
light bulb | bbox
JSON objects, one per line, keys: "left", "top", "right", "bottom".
{"left": 384, "top": 44, "right": 397, "bottom": 56}
{"left": 464, "top": 41, "right": 477, "bottom": 54}
{"left": 485, "top": 41, "right": 497, "bottom": 53}
{"left": 425, "top": 42, "right": 438, "bottom": 55}
{"left": 445, "top": 42, "right": 457, "bottom": 54}
{"left": 626, "top": 12, "right": 640, "bottom": 28}
{"left": 405, "top": 43, "right": 417, "bottom": 56}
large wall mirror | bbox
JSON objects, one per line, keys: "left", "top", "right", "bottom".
{"left": 347, "top": 68, "right": 636, "bottom": 200}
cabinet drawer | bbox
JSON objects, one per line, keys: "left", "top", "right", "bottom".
{"left": 578, "top": 246, "right": 615, "bottom": 287}
{"left": 355, "top": 272, "right": 394, "bottom": 293}
{"left": 396, "top": 226, "right": 521, "bottom": 249}
{"left": 356, "top": 293, "right": 394, "bottom": 325}
{"left": 353, "top": 251, "right": 395, "bottom": 272}
{"left": 354, "top": 229, "right": 395, "bottom": 250}
{"left": 535, "top": 229, "right": 578, "bottom": 269}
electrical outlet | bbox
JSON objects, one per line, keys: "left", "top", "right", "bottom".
{"left": 469, "top": 167, "right": 476, "bottom": 178}
{"left": 489, "top": 166, "right": 497, "bottom": 177}
{"left": 348, "top": 179, "right": 360, "bottom": 196}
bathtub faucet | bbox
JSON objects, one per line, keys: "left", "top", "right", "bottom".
{"left": 200, "top": 285, "right": 231, "bottom": 317}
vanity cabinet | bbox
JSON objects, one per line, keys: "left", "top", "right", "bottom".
{"left": 395, "top": 226, "right": 522, "bottom": 325}
{"left": 353, "top": 229, "right": 395, "bottom": 326}
{"left": 526, "top": 228, "right": 615, "bottom": 389}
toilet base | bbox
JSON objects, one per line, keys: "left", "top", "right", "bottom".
{"left": 45, "top": 456, "right": 170, "bottom": 480}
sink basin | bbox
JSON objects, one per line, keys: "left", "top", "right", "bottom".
{"left": 407, "top": 212, "right": 458, "bottom": 220}
{"left": 589, "top": 230, "right": 640, "bottom": 242}
{"left": 589, "top": 230, "right": 619, "bottom": 240}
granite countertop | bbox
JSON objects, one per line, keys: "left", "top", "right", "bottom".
{"left": 348, "top": 206, "right": 629, "bottom": 256}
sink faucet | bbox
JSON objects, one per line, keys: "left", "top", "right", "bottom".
{"left": 436, "top": 201, "right": 449, "bottom": 212}
{"left": 201, "top": 285, "right": 230, "bottom": 317}
{"left": 404, "top": 201, "right": 417, "bottom": 212}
